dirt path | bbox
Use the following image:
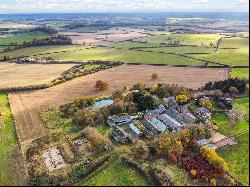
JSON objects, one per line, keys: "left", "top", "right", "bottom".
{"left": 8, "top": 65, "right": 229, "bottom": 150}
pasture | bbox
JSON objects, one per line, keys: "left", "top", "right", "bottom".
{"left": 212, "top": 97, "right": 249, "bottom": 185}
{"left": 0, "top": 31, "right": 49, "bottom": 48}
{"left": 8, "top": 65, "right": 229, "bottom": 146}
{"left": 0, "top": 63, "right": 78, "bottom": 89}
{"left": 78, "top": 157, "right": 150, "bottom": 186}
{"left": 0, "top": 94, "right": 27, "bottom": 185}
{"left": 190, "top": 37, "right": 249, "bottom": 66}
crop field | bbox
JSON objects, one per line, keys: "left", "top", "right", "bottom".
{"left": 0, "top": 63, "right": 78, "bottom": 89}
{"left": 8, "top": 65, "right": 229, "bottom": 146}
{"left": 0, "top": 94, "right": 27, "bottom": 185}
{"left": 62, "top": 28, "right": 148, "bottom": 45}
{"left": 212, "top": 97, "right": 249, "bottom": 185}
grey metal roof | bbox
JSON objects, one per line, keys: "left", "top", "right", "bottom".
{"left": 158, "top": 114, "right": 183, "bottom": 128}
{"left": 129, "top": 124, "right": 141, "bottom": 135}
{"left": 147, "top": 117, "right": 166, "bottom": 132}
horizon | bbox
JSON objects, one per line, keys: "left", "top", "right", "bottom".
{"left": 0, "top": 0, "right": 249, "bottom": 14}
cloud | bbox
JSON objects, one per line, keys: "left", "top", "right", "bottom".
{"left": 192, "top": 0, "right": 208, "bottom": 4}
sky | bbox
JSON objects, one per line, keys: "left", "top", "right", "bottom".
{"left": 0, "top": 0, "right": 249, "bottom": 13}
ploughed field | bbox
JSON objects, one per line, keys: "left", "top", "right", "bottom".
{"left": 0, "top": 63, "right": 78, "bottom": 89}
{"left": 8, "top": 64, "right": 229, "bottom": 148}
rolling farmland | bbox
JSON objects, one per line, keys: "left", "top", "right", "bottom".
{"left": 8, "top": 64, "right": 229, "bottom": 148}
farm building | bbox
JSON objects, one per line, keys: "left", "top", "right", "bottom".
{"left": 157, "top": 114, "right": 183, "bottom": 132}
{"left": 163, "top": 96, "right": 176, "bottom": 107}
{"left": 140, "top": 117, "right": 166, "bottom": 135}
{"left": 107, "top": 114, "right": 132, "bottom": 127}
{"left": 144, "top": 104, "right": 166, "bottom": 118}
{"left": 112, "top": 126, "right": 130, "bottom": 143}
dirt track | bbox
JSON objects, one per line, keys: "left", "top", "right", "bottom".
{"left": 8, "top": 65, "right": 229, "bottom": 148}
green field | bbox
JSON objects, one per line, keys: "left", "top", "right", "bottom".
{"left": 0, "top": 31, "right": 49, "bottom": 48}
{"left": 78, "top": 157, "right": 150, "bottom": 186}
{"left": 1, "top": 33, "right": 248, "bottom": 67}
{"left": 0, "top": 45, "right": 84, "bottom": 60}
{"left": 0, "top": 94, "right": 27, "bottom": 185}
{"left": 136, "top": 34, "right": 222, "bottom": 46}
{"left": 231, "top": 68, "right": 249, "bottom": 79}
{"left": 191, "top": 37, "right": 249, "bottom": 66}
{"left": 212, "top": 97, "right": 249, "bottom": 185}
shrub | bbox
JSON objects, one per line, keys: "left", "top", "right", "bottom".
{"left": 73, "top": 109, "right": 96, "bottom": 127}
{"left": 148, "top": 166, "right": 176, "bottom": 186}
{"left": 83, "top": 127, "right": 112, "bottom": 151}
{"left": 190, "top": 169, "right": 197, "bottom": 178}
{"left": 200, "top": 146, "right": 228, "bottom": 174}
{"left": 132, "top": 140, "right": 150, "bottom": 160}
{"left": 210, "top": 178, "right": 217, "bottom": 186}
{"left": 176, "top": 94, "right": 190, "bottom": 105}
{"left": 151, "top": 73, "right": 159, "bottom": 81}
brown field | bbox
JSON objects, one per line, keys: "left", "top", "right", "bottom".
{"left": 62, "top": 28, "right": 149, "bottom": 45}
{"left": 0, "top": 23, "right": 37, "bottom": 29}
{"left": 0, "top": 63, "right": 77, "bottom": 89}
{"left": 8, "top": 65, "right": 229, "bottom": 151}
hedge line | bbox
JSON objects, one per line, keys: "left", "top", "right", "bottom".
{"left": 69, "top": 154, "right": 111, "bottom": 184}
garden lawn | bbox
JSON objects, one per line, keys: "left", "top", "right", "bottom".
{"left": 78, "top": 157, "right": 150, "bottom": 186}
{"left": 0, "top": 94, "right": 27, "bottom": 185}
{"left": 212, "top": 97, "right": 249, "bottom": 185}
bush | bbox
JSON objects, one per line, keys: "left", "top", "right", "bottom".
{"left": 151, "top": 73, "right": 159, "bottom": 81}
{"left": 95, "top": 80, "right": 109, "bottom": 90}
{"left": 83, "top": 127, "right": 112, "bottom": 151}
{"left": 200, "top": 146, "right": 228, "bottom": 174}
{"left": 72, "top": 109, "right": 96, "bottom": 127}
{"left": 148, "top": 166, "right": 176, "bottom": 186}
{"left": 132, "top": 140, "right": 150, "bottom": 160}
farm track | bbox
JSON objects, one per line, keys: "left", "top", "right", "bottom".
{"left": 8, "top": 64, "right": 229, "bottom": 152}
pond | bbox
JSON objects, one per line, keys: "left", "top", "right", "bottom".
{"left": 93, "top": 99, "right": 113, "bottom": 110}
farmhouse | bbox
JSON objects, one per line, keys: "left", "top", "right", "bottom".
{"left": 107, "top": 114, "right": 132, "bottom": 127}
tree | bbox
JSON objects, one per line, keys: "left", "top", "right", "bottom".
{"left": 229, "top": 86, "right": 238, "bottom": 95}
{"left": 155, "top": 84, "right": 171, "bottom": 99}
{"left": 73, "top": 109, "right": 96, "bottom": 127}
{"left": 228, "top": 105, "right": 246, "bottom": 127}
{"left": 151, "top": 73, "right": 159, "bottom": 81}
{"left": 95, "top": 80, "right": 109, "bottom": 90}
{"left": 83, "top": 127, "right": 111, "bottom": 151}
{"left": 176, "top": 94, "right": 190, "bottom": 105}
{"left": 132, "top": 83, "right": 145, "bottom": 91}
{"left": 132, "top": 140, "right": 149, "bottom": 160}
{"left": 200, "top": 146, "right": 228, "bottom": 174}
{"left": 199, "top": 98, "right": 213, "bottom": 110}
{"left": 133, "top": 91, "right": 156, "bottom": 111}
